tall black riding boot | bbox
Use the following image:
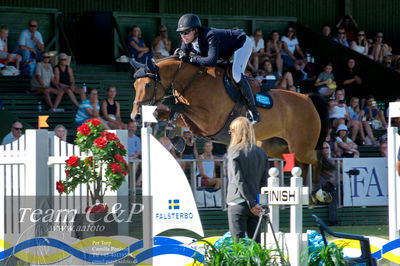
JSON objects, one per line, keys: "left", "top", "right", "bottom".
{"left": 238, "top": 75, "right": 260, "bottom": 124}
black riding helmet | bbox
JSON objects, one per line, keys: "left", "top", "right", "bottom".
{"left": 176, "top": 13, "right": 201, "bottom": 32}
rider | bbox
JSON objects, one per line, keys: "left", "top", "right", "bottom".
{"left": 175, "top": 13, "right": 260, "bottom": 124}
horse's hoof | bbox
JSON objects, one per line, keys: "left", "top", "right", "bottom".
{"left": 171, "top": 136, "right": 185, "bottom": 153}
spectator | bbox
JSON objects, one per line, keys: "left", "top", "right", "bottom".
{"left": 336, "top": 15, "right": 358, "bottom": 41}
{"left": 380, "top": 140, "right": 388, "bottom": 157}
{"left": 333, "top": 27, "right": 349, "bottom": 47}
{"left": 348, "top": 97, "right": 377, "bottom": 145}
{"left": 266, "top": 30, "right": 284, "bottom": 74}
{"left": 321, "top": 25, "right": 332, "bottom": 38}
{"left": 128, "top": 25, "right": 153, "bottom": 63}
{"left": 338, "top": 58, "right": 362, "bottom": 100}
{"left": 54, "top": 124, "right": 67, "bottom": 142}
{"left": 1, "top": 121, "right": 23, "bottom": 145}
{"left": 315, "top": 63, "right": 337, "bottom": 97}
{"left": 180, "top": 130, "right": 198, "bottom": 169}
{"left": 328, "top": 90, "right": 348, "bottom": 129}
{"left": 14, "top": 19, "right": 45, "bottom": 63}
{"left": 334, "top": 124, "right": 360, "bottom": 158}
{"left": 256, "top": 60, "right": 295, "bottom": 91}
{"left": 128, "top": 120, "right": 141, "bottom": 158}
{"left": 101, "top": 86, "right": 126, "bottom": 129}
{"left": 291, "top": 59, "right": 316, "bottom": 81}
{"left": 31, "top": 52, "right": 64, "bottom": 112}
{"left": 350, "top": 30, "right": 369, "bottom": 56}
{"left": 158, "top": 127, "right": 177, "bottom": 158}
{"left": 197, "top": 141, "right": 221, "bottom": 190}
{"left": 281, "top": 26, "right": 306, "bottom": 66}
{"left": 347, "top": 97, "right": 367, "bottom": 144}
{"left": 0, "top": 26, "right": 21, "bottom": 69}
{"left": 248, "top": 29, "right": 268, "bottom": 73}
{"left": 152, "top": 25, "right": 171, "bottom": 59}
{"left": 371, "top": 31, "right": 392, "bottom": 63}
{"left": 364, "top": 95, "right": 387, "bottom": 129}
{"left": 382, "top": 56, "right": 393, "bottom": 69}
{"left": 53, "top": 53, "right": 85, "bottom": 107}
{"left": 395, "top": 57, "right": 400, "bottom": 73}
{"left": 75, "top": 88, "right": 110, "bottom": 128}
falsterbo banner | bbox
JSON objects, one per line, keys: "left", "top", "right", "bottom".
{"left": 343, "top": 158, "right": 388, "bottom": 206}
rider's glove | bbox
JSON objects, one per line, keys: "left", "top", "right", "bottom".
{"left": 180, "top": 54, "right": 192, "bottom": 63}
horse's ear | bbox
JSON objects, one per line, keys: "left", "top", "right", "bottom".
{"left": 129, "top": 58, "right": 146, "bottom": 70}
{"left": 146, "top": 58, "right": 158, "bottom": 73}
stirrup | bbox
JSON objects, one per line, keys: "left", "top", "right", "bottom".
{"left": 247, "top": 110, "right": 260, "bottom": 125}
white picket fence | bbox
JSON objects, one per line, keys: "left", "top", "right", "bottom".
{"left": 0, "top": 129, "right": 129, "bottom": 239}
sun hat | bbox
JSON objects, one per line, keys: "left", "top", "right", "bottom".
{"left": 336, "top": 124, "right": 348, "bottom": 133}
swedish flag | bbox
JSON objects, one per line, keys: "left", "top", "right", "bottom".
{"left": 168, "top": 199, "right": 180, "bottom": 210}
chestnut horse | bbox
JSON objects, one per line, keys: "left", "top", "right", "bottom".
{"left": 130, "top": 58, "right": 329, "bottom": 200}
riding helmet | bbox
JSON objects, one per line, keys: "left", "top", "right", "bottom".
{"left": 176, "top": 13, "right": 201, "bottom": 32}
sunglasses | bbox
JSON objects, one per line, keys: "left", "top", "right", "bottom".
{"left": 179, "top": 29, "right": 192, "bottom": 35}
{"left": 288, "top": 30, "right": 295, "bottom": 33}
{"left": 384, "top": 61, "right": 392, "bottom": 64}
{"left": 358, "top": 34, "right": 365, "bottom": 36}
{"left": 159, "top": 30, "right": 167, "bottom": 33}
{"left": 376, "top": 35, "right": 383, "bottom": 38}
{"left": 29, "top": 24, "right": 38, "bottom": 28}
{"left": 13, "top": 127, "right": 23, "bottom": 131}
{"left": 42, "top": 56, "right": 50, "bottom": 59}
{"left": 338, "top": 32, "right": 345, "bottom": 34}
{"left": 59, "top": 58, "right": 67, "bottom": 61}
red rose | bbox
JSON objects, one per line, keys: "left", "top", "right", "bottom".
{"left": 56, "top": 181, "right": 65, "bottom": 193}
{"left": 66, "top": 156, "right": 80, "bottom": 167}
{"left": 84, "top": 156, "right": 93, "bottom": 166}
{"left": 106, "top": 132, "right": 118, "bottom": 141}
{"left": 109, "top": 163, "right": 122, "bottom": 174}
{"left": 77, "top": 123, "right": 91, "bottom": 136}
{"left": 101, "top": 132, "right": 107, "bottom": 137}
{"left": 117, "top": 142, "right": 126, "bottom": 151}
{"left": 114, "top": 154, "right": 124, "bottom": 162}
{"left": 122, "top": 171, "right": 128, "bottom": 176}
{"left": 94, "top": 137, "right": 108, "bottom": 149}
{"left": 65, "top": 170, "right": 70, "bottom": 176}
{"left": 87, "top": 119, "right": 102, "bottom": 126}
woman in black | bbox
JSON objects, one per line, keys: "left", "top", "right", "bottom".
{"left": 226, "top": 117, "right": 268, "bottom": 242}
{"left": 101, "top": 86, "right": 126, "bottom": 129}
{"left": 53, "top": 53, "right": 85, "bottom": 107}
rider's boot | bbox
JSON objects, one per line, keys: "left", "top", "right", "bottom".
{"left": 237, "top": 75, "right": 260, "bottom": 124}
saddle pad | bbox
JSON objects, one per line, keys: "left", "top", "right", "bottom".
{"left": 255, "top": 92, "right": 273, "bottom": 109}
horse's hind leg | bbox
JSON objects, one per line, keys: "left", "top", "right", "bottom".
{"left": 258, "top": 138, "right": 289, "bottom": 159}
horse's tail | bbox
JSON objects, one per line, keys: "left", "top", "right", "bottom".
{"left": 308, "top": 94, "right": 329, "bottom": 150}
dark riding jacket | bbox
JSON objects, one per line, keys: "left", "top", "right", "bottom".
{"left": 180, "top": 27, "right": 246, "bottom": 66}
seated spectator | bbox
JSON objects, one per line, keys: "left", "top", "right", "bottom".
{"left": 158, "top": 127, "right": 177, "bottom": 158}
{"left": 334, "top": 124, "right": 360, "bottom": 158}
{"left": 248, "top": 29, "right": 268, "bottom": 72}
{"left": 321, "top": 25, "right": 332, "bottom": 38}
{"left": 0, "top": 26, "right": 21, "bottom": 69}
{"left": 31, "top": 52, "right": 64, "bottom": 111}
{"left": 332, "top": 27, "right": 349, "bottom": 47}
{"left": 328, "top": 90, "right": 348, "bottom": 129}
{"left": 364, "top": 95, "right": 387, "bottom": 129}
{"left": 350, "top": 30, "right": 369, "bottom": 56}
{"left": 380, "top": 140, "right": 388, "bottom": 157}
{"left": 75, "top": 88, "right": 110, "bottom": 128}
{"left": 128, "top": 120, "right": 141, "bottom": 158}
{"left": 101, "top": 86, "right": 126, "bottom": 129}
{"left": 382, "top": 56, "right": 393, "bottom": 69}
{"left": 128, "top": 25, "right": 153, "bottom": 63}
{"left": 371, "top": 31, "right": 392, "bottom": 63}
{"left": 54, "top": 124, "right": 67, "bottom": 142}
{"left": 14, "top": 19, "right": 45, "bottom": 63}
{"left": 338, "top": 58, "right": 363, "bottom": 100}
{"left": 256, "top": 60, "right": 295, "bottom": 91}
{"left": 336, "top": 15, "right": 358, "bottom": 41}
{"left": 53, "top": 53, "right": 85, "bottom": 107}
{"left": 291, "top": 59, "right": 317, "bottom": 81}
{"left": 281, "top": 26, "right": 306, "bottom": 66}
{"left": 1, "top": 121, "right": 23, "bottom": 145}
{"left": 197, "top": 141, "right": 221, "bottom": 190}
{"left": 266, "top": 30, "right": 284, "bottom": 74}
{"left": 180, "top": 130, "right": 198, "bottom": 171}
{"left": 152, "top": 25, "right": 171, "bottom": 59}
{"left": 348, "top": 97, "right": 377, "bottom": 145}
{"left": 315, "top": 63, "right": 337, "bottom": 97}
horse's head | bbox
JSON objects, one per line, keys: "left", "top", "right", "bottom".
{"left": 130, "top": 58, "right": 167, "bottom": 121}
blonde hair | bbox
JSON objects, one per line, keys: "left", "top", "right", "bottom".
{"left": 229, "top": 117, "right": 256, "bottom": 149}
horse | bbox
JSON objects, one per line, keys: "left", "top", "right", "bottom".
{"left": 130, "top": 57, "right": 330, "bottom": 202}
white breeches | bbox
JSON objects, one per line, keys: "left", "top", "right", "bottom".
{"left": 232, "top": 36, "right": 252, "bottom": 83}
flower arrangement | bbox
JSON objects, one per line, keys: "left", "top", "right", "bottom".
{"left": 57, "top": 119, "right": 129, "bottom": 210}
